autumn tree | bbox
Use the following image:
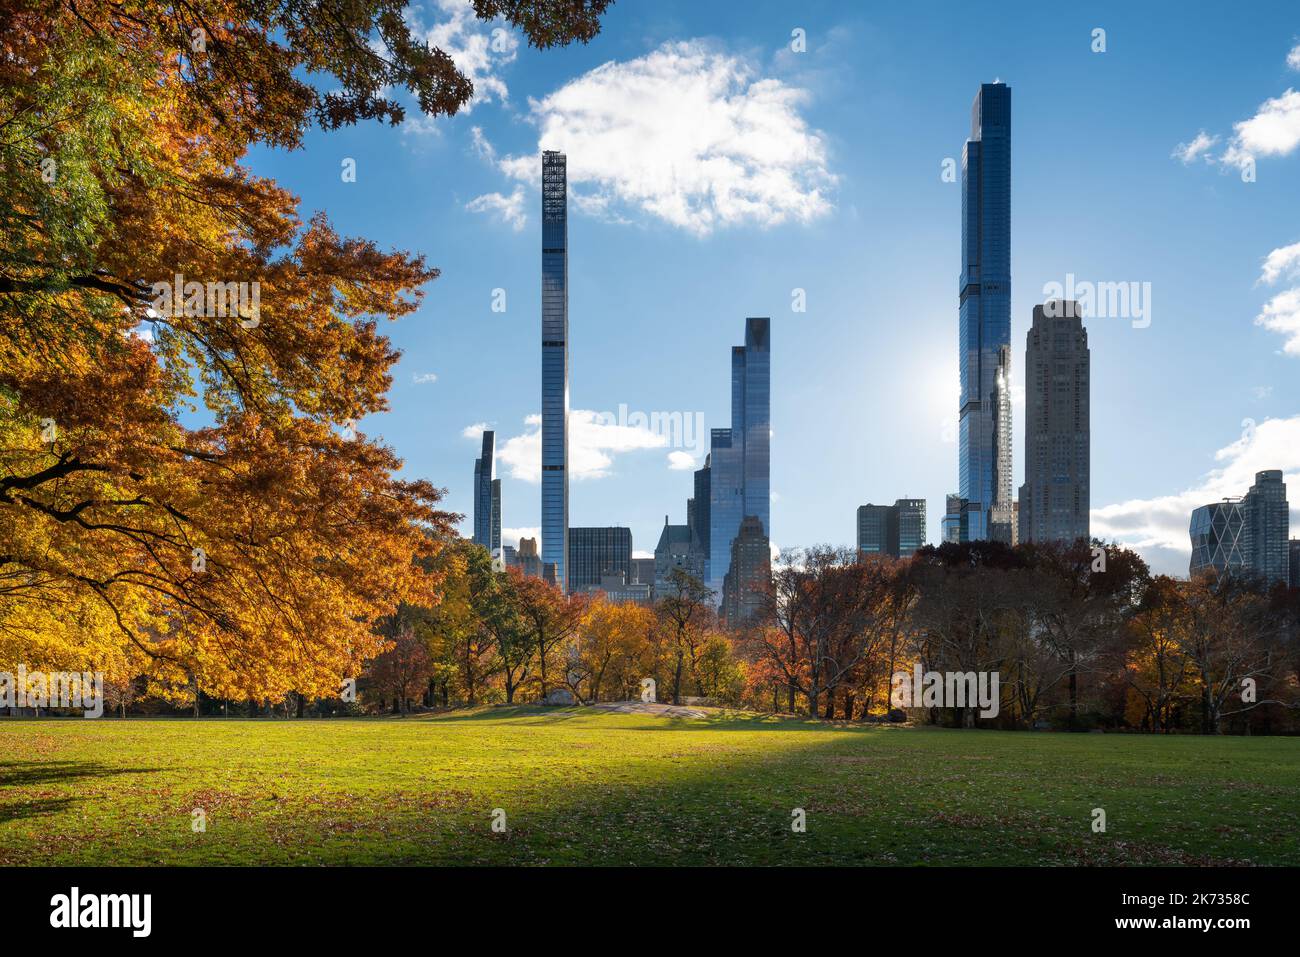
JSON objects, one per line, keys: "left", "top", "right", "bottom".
{"left": 1021, "top": 540, "right": 1149, "bottom": 730}
{"left": 1114, "top": 575, "right": 1193, "bottom": 732}
{"left": 510, "top": 573, "right": 588, "bottom": 700}
{"left": 566, "top": 597, "right": 655, "bottom": 704}
{"left": 655, "top": 568, "right": 716, "bottom": 706}
{"left": 752, "top": 547, "right": 907, "bottom": 719}
{"left": 368, "top": 621, "right": 434, "bottom": 714}
{"left": 0, "top": 1, "right": 612, "bottom": 700}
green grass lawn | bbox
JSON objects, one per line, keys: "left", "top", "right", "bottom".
{"left": 2, "top": 708, "right": 1297, "bottom": 866}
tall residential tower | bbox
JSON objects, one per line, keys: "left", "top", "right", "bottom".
{"left": 472, "top": 430, "right": 501, "bottom": 553}
{"left": 1019, "top": 301, "right": 1090, "bottom": 544}
{"left": 707, "top": 318, "right": 770, "bottom": 600}
{"left": 958, "top": 82, "right": 1012, "bottom": 542}
{"left": 541, "top": 151, "right": 569, "bottom": 590}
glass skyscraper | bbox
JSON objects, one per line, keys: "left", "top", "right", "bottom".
{"left": 541, "top": 151, "right": 569, "bottom": 590}
{"left": 472, "top": 430, "right": 500, "bottom": 553}
{"left": 707, "top": 318, "right": 770, "bottom": 599}
{"left": 958, "top": 82, "right": 1011, "bottom": 542}
{"left": 1189, "top": 500, "right": 1247, "bottom": 579}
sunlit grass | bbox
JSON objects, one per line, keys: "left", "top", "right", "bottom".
{"left": 2, "top": 708, "right": 1296, "bottom": 865}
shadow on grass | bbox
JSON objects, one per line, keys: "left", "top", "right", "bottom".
{"left": 420, "top": 705, "right": 886, "bottom": 734}
{"left": 0, "top": 760, "right": 163, "bottom": 828}
{"left": 0, "top": 795, "right": 80, "bottom": 824}
{"left": 0, "top": 760, "right": 164, "bottom": 788}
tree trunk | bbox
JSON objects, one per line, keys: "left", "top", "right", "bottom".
{"left": 672, "top": 650, "right": 684, "bottom": 706}
{"left": 1067, "top": 656, "right": 1079, "bottom": 731}
{"left": 843, "top": 692, "right": 855, "bottom": 721}
{"left": 538, "top": 629, "right": 549, "bottom": 699}
{"left": 823, "top": 690, "right": 834, "bottom": 720}
{"left": 296, "top": 692, "right": 305, "bottom": 718}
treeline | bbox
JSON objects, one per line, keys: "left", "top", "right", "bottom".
{"left": 736, "top": 540, "right": 1300, "bottom": 734}
{"left": 83, "top": 538, "right": 1300, "bottom": 735}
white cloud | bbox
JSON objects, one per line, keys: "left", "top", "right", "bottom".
{"left": 496, "top": 40, "right": 835, "bottom": 235}
{"left": 413, "top": 372, "right": 438, "bottom": 384}
{"left": 461, "top": 421, "right": 490, "bottom": 439}
{"left": 1256, "top": 288, "right": 1300, "bottom": 356}
{"left": 1256, "top": 241, "right": 1300, "bottom": 355}
{"left": 1171, "top": 130, "right": 1219, "bottom": 164}
{"left": 1259, "top": 240, "right": 1300, "bottom": 285}
{"left": 497, "top": 410, "right": 669, "bottom": 482}
{"left": 466, "top": 186, "right": 527, "bottom": 230}
{"left": 501, "top": 527, "right": 540, "bottom": 551}
{"left": 1092, "top": 415, "right": 1300, "bottom": 573}
{"left": 632, "top": 549, "right": 654, "bottom": 559}
{"left": 666, "top": 450, "right": 696, "bottom": 470}
{"left": 1288, "top": 43, "right": 1300, "bottom": 71}
{"left": 409, "top": 0, "right": 519, "bottom": 115}
{"left": 470, "top": 125, "right": 497, "bottom": 161}
{"left": 1221, "top": 88, "right": 1300, "bottom": 169}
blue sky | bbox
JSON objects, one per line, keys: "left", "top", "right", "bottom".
{"left": 247, "top": 0, "right": 1300, "bottom": 575}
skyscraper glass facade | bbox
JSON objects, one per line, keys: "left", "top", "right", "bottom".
{"left": 473, "top": 430, "right": 498, "bottom": 549}
{"left": 707, "top": 318, "right": 770, "bottom": 599}
{"left": 896, "top": 499, "right": 927, "bottom": 556}
{"left": 958, "top": 82, "right": 1011, "bottom": 542}
{"left": 541, "top": 151, "right": 569, "bottom": 590}
{"left": 1189, "top": 500, "right": 1247, "bottom": 579}
{"left": 567, "top": 527, "right": 632, "bottom": 592}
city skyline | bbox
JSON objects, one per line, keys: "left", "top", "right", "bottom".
{"left": 246, "top": 1, "right": 1300, "bottom": 577}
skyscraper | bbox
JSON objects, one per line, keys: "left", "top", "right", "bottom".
{"left": 1021, "top": 300, "right": 1090, "bottom": 544}
{"left": 942, "top": 493, "right": 963, "bottom": 544}
{"left": 567, "top": 526, "right": 632, "bottom": 592}
{"left": 1289, "top": 539, "right": 1300, "bottom": 589}
{"left": 856, "top": 504, "right": 896, "bottom": 557}
{"left": 472, "top": 430, "right": 500, "bottom": 552}
{"left": 691, "top": 456, "right": 711, "bottom": 581}
{"left": 857, "top": 499, "right": 927, "bottom": 558}
{"left": 896, "top": 499, "right": 927, "bottom": 556}
{"left": 1242, "top": 470, "right": 1290, "bottom": 585}
{"left": 989, "top": 345, "right": 1014, "bottom": 543}
{"left": 707, "top": 318, "right": 770, "bottom": 599}
{"left": 541, "top": 151, "right": 569, "bottom": 590}
{"left": 722, "top": 515, "right": 770, "bottom": 625}
{"left": 958, "top": 82, "right": 1011, "bottom": 542}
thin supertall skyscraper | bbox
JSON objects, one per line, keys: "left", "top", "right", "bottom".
{"left": 1020, "top": 301, "right": 1090, "bottom": 545}
{"left": 958, "top": 82, "right": 1011, "bottom": 542}
{"left": 541, "top": 150, "right": 569, "bottom": 590}
{"left": 707, "top": 317, "right": 770, "bottom": 598}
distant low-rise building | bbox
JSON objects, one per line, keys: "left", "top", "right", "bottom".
{"left": 576, "top": 572, "right": 652, "bottom": 606}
